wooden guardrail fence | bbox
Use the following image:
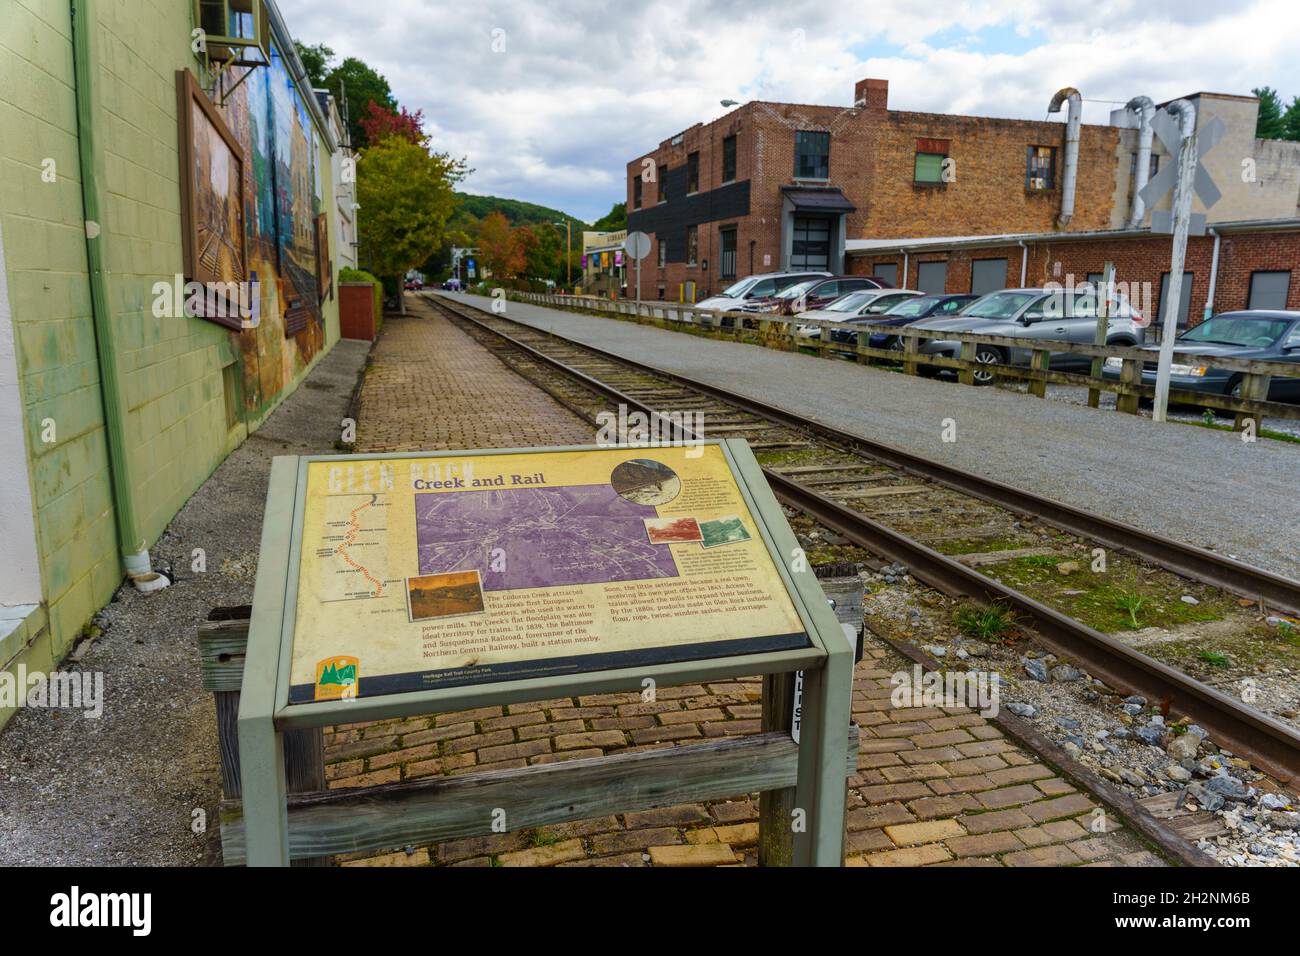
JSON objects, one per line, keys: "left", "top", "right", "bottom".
{"left": 505, "top": 292, "right": 1299, "bottom": 433}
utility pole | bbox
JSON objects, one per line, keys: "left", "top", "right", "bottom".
{"left": 1152, "top": 100, "right": 1198, "bottom": 423}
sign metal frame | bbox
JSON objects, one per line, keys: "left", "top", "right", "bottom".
{"left": 237, "top": 439, "right": 854, "bottom": 867}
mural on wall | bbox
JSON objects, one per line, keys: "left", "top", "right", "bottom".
{"left": 209, "top": 41, "right": 325, "bottom": 418}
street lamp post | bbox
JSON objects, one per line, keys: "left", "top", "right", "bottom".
{"left": 552, "top": 220, "right": 571, "bottom": 290}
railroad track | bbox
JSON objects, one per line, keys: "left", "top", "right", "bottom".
{"left": 427, "top": 293, "right": 1300, "bottom": 786}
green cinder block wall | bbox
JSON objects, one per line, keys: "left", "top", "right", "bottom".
{"left": 0, "top": 0, "right": 341, "bottom": 732}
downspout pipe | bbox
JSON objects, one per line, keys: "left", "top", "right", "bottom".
{"left": 1126, "top": 96, "right": 1156, "bottom": 227}
{"left": 1204, "top": 227, "right": 1221, "bottom": 321}
{"left": 70, "top": 0, "right": 166, "bottom": 592}
{"left": 1048, "top": 87, "right": 1082, "bottom": 229}
{"left": 1018, "top": 240, "right": 1029, "bottom": 286}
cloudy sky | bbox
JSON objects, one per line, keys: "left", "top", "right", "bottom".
{"left": 279, "top": 0, "right": 1300, "bottom": 223}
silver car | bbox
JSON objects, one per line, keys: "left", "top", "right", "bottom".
{"left": 910, "top": 287, "right": 1147, "bottom": 383}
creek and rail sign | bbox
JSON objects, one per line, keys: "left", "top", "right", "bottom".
{"left": 235, "top": 439, "right": 855, "bottom": 867}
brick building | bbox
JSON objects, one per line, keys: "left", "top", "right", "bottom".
{"left": 626, "top": 78, "right": 1300, "bottom": 303}
{"left": 846, "top": 218, "right": 1300, "bottom": 327}
{"left": 626, "top": 78, "right": 1122, "bottom": 301}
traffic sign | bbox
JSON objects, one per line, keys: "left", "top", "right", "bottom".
{"left": 623, "top": 231, "right": 652, "bottom": 260}
{"left": 1141, "top": 113, "right": 1224, "bottom": 236}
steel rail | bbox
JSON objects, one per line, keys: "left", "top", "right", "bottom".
{"left": 433, "top": 295, "right": 1300, "bottom": 784}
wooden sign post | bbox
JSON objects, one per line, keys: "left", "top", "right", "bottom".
{"left": 233, "top": 439, "right": 855, "bottom": 866}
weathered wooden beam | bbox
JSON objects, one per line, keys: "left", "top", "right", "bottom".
{"left": 220, "top": 727, "right": 859, "bottom": 865}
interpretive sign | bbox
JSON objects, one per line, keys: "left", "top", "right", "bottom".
{"left": 236, "top": 440, "right": 853, "bottom": 867}
{"left": 288, "top": 444, "right": 810, "bottom": 703}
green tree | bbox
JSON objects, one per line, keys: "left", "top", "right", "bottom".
{"left": 592, "top": 201, "right": 627, "bottom": 231}
{"left": 1282, "top": 95, "right": 1300, "bottom": 142}
{"left": 357, "top": 137, "right": 466, "bottom": 312}
{"left": 1253, "top": 86, "right": 1286, "bottom": 139}
{"left": 293, "top": 41, "right": 335, "bottom": 87}
{"left": 327, "top": 57, "right": 397, "bottom": 148}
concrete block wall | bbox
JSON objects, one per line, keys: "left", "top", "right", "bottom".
{"left": 0, "top": 0, "right": 119, "bottom": 678}
{"left": 0, "top": 0, "right": 342, "bottom": 732}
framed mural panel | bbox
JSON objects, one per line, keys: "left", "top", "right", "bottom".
{"left": 315, "top": 212, "right": 332, "bottom": 301}
{"left": 175, "top": 69, "right": 248, "bottom": 331}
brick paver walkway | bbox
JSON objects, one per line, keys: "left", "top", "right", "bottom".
{"left": 330, "top": 296, "right": 1162, "bottom": 867}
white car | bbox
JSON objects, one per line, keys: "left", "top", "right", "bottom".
{"left": 795, "top": 289, "right": 924, "bottom": 339}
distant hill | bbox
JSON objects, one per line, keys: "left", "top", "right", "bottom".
{"left": 452, "top": 192, "right": 587, "bottom": 230}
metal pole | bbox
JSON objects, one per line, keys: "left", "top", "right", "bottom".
{"left": 1153, "top": 100, "right": 1198, "bottom": 424}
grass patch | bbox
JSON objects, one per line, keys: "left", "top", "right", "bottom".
{"left": 1198, "top": 650, "right": 1231, "bottom": 667}
{"left": 985, "top": 554, "right": 1233, "bottom": 634}
{"left": 954, "top": 602, "right": 1016, "bottom": 641}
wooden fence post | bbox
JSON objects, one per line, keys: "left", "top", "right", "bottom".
{"left": 1116, "top": 358, "right": 1143, "bottom": 415}
{"left": 199, "top": 609, "right": 329, "bottom": 867}
{"left": 1028, "top": 349, "right": 1050, "bottom": 398}
{"left": 1233, "top": 373, "right": 1271, "bottom": 434}
{"left": 758, "top": 671, "right": 797, "bottom": 867}
{"left": 958, "top": 341, "right": 977, "bottom": 387}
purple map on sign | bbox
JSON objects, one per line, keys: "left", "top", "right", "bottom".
{"left": 415, "top": 485, "right": 679, "bottom": 591}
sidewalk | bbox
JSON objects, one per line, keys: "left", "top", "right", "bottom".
{"left": 0, "top": 339, "right": 369, "bottom": 865}
{"left": 438, "top": 291, "right": 1300, "bottom": 582}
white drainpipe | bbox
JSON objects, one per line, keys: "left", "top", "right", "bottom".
{"left": 1048, "top": 87, "right": 1082, "bottom": 228}
{"left": 1204, "top": 227, "right": 1221, "bottom": 321}
{"left": 902, "top": 251, "right": 909, "bottom": 288}
{"left": 1126, "top": 96, "right": 1156, "bottom": 227}
{"left": 1018, "top": 240, "right": 1029, "bottom": 286}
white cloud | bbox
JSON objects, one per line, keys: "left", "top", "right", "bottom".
{"left": 277, "top": 0, "right": 1300, "bottom": 222}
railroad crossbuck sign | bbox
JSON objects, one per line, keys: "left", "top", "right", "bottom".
{"left": 1140, "top": 112, "right": 1224, "bottom": 236}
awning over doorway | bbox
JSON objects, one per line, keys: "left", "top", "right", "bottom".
{"left": 781, "top": 186, "right": 857, "bottom": 214}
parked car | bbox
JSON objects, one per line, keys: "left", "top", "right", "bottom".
{"left": 443, "top": 278, "right": 462, "bottom": 291}
{"left": 405, "top": 277, "right": 424, "bottom": 291}
{"left": 794, "top": 289, "right": 924, "bottom": 340}
{"left": 694, "top": 271, "right": 830, "bottom": 314}
{"left": 864, "top": 293, "right": 981, "bottom": 351}
{"left": 744, "top": 275, "right": 890, "bottom": 315}
{"left": 911, "top": 286, "right": 1146, "bottom": 383}
{"left": 1102, "top": 311, "right": 1300, "bottom": 402}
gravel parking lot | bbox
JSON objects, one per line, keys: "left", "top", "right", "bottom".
{"left": 441, "top": 292, "right": 1300, "bottom": 581}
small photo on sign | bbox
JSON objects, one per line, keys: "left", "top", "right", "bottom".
{"left": 406, "top": 569, "right": 486, "bottom": 622}
{"left": 644, "top": 515, "right": 703, "bottom": 544}
{"left": 699, "top": 515, "right": 751, "bottom": 549}
{"left": 610, "top": 458, "right": 680, "bottom": 506}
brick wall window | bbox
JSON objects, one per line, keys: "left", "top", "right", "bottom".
{"left": 1248, "top": 270, "right": 1291, "bottom": 310}
{"left": 1129, "top": 152, "right": 1159, "bottom": 179}
{"left": 633, "top": 175, "right": 642, "bottom": 209}
{"left": 916, "top": 260, "right": 948, "bottom": 294}
{"left": 720, "top": 227, "right": 737, "bottom": 279}
{"left": 873, "top": 262, "right": 898, "bottom": 286}
{"left": 687, "top": 151, "right": 699, "bottom": 194}
{"left": 658, "top": 165, "right": 668, "bottom": 203}
{"left": 1158, "top": 271, "right": 1195, "bottom": 328}
{"left": 1026, "top": 146, "right": 1056, "bottom": 190}
{"left": 687, "top": 225, "right": 698, "bottom": 266}
{"left": 914, "top": 151, "right": 947, "bottom": 184}
{"left": 658, "top": 238, "right": 667, "bottom": 268}
{"left": 794, "top": 131, "right": 830, "bottom": 180}
{"left": 722, "top": 135, "right": 737, "bottom": 183}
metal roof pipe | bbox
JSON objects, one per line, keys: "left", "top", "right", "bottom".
{"left": 1048, "top": 87, "right": 1082, "bottom": 228}
{"left": 1126, "top": 96, "right": 1156, "bottom": 227}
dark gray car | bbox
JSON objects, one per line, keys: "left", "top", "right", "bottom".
{"left": 912, "top": 287, "right": 1147, "bottom": 383}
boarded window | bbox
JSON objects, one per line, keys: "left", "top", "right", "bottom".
{"left": 914, "top": 152, "right": 946, "bottom": 184}
{"left": 686, "top": 225, "right": 698, "bottom": 266}
{"left": 687, "top": 151, "right": 700, "bottom": 193}
{"left": 872, "top": 263, "right": 898, "bottom": 286}
{"left": 970, "top": 258, "right": 1008, "bottom": 296}
{"left": 916, "top": 261, "right": 947, "bottom": 295}
{"left": 1248, "top": 271, "right": 1290, "bottom": 310}
{"left": 633, "top": 175, "right": 642, "bottom": 209}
